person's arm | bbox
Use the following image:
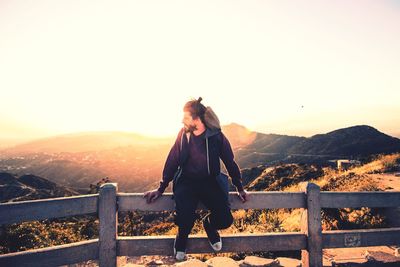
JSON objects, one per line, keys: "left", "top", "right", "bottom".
{"left": 220, "top": 132, "right": 244, "bottom": 192}
{"left": 157, "top": 128, "right": 184, "bottom": 194}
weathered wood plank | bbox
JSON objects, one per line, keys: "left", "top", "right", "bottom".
{"left": 117, "top": 232, "right": 306, "bottom": 256}
{"left": 300, "top": 182, "right": 323, "bottom": 267}
{"left": 320, "top": 191, "right": 400, "bottom": 208}
{"left": 0, "top": 239, "right": 98, "bottom": 267}
{"left": 322, "top": 228, "right": 400, "bottom": 248}
{"left": 99, "top": 183, "right": 117, "bottom": 267}
{"left": 117, "top": 191, "right": 306, "bottom": 211}
{"left": 0, "top": 194, "right": 98, "bottom": 225}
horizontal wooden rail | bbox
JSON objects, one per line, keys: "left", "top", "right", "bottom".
{"left": 0, "top": 239, "right": 98, "bottom": 267}
{"left": 117, "top": 232, "right": 306, "bottom": 256}
{"left": 322, "top": 227, "right": 400, "bottom": 248}
{"left": 0, "top": 194, "right": 98, "bottom": 225}
{"left": 117, "top": 191, "right": 306, "bottom": 211}
{"left": 320, "top": 192, "right": 400, "bottom": 208}
{"left": 1, "top": 182, "right": 399, "bottom": 267}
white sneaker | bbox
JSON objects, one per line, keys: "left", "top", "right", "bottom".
{"left": 210, "top": 238, "right": 222, "bottom": 252}
{"left": 175, "top": 251, "right": 187, "bottom": 261}
{"left": 203, "top": 216, "right": 223, "bottom": 252}
{"left": 173, "top": 235, "right": 187, "bottom": 261}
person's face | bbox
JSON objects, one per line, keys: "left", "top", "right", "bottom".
{"left": 182, "top": 111, "right": 198, "bottom": 133}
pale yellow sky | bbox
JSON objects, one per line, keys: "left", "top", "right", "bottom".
{"left": 1, "top": 0, "right": 399, "bottom": 143}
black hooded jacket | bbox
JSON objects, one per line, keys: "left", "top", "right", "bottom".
{"left": 157, "top": 127, "right": 244, "bottom": 194}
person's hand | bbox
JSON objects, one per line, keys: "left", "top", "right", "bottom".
{"left": 143, "top": 189, "right": 162, "bottom": 203}
{"left": 237, "top": 189, "right": 249, "bottom": 203}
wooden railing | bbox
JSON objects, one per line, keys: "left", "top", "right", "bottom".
{"left": 1, "top": 182, "right": 400, "bottom": 267}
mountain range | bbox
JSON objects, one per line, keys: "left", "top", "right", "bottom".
{"left": 1, "top": 124, "right": 399, "bottom": 192}
{"left": 232, "top": 124, "right": 400, "bottom": 167}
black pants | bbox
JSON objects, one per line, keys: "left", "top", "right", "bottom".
{"left": 173, "top": 175, "right": 233, "bottom": 250}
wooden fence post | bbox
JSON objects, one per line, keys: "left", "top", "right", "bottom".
{"left": 300, "top": 182, "right": 323, "bottom": 267}
{"left": 99, "top": 183, "right": 118, "bottom": 267}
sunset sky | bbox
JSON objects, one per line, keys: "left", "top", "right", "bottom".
{"left": 1, "top": 0, "right": 399, "bottom": 145}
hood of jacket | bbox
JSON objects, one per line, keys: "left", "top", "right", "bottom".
{"left": 203, "top": 106, "right": 221, "bottom": 138}
{"left": 204, "top": 127, "right": 221, "bottom": 138}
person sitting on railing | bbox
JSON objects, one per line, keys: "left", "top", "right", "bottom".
{"left": 144, "top": 97, "right": 249, "bottom": 261}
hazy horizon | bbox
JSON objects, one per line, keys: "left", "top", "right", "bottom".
{"left": 1, "top": 122, "right": 399, "bottom": 149}
{"left": 1, "top": 0, "right": 399, "bottom": 144}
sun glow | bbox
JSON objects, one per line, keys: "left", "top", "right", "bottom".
{"left": 1, "top": 0, "right": 400, "bottom": 142}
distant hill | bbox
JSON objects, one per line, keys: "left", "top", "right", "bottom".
{"left": 221, "top": 123, "right": 258, "bottom": 149}
{"left": 222, "top": 124, "right": 400, "bottom": 168}
{"left": 0, "top": 172, "right": 78, "bottom": 203}
{"left": 288, "top": 125, "right": 400, "bottom": 156}
{"left": 2, "top": 131, "right": 172, "bottom": 154}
